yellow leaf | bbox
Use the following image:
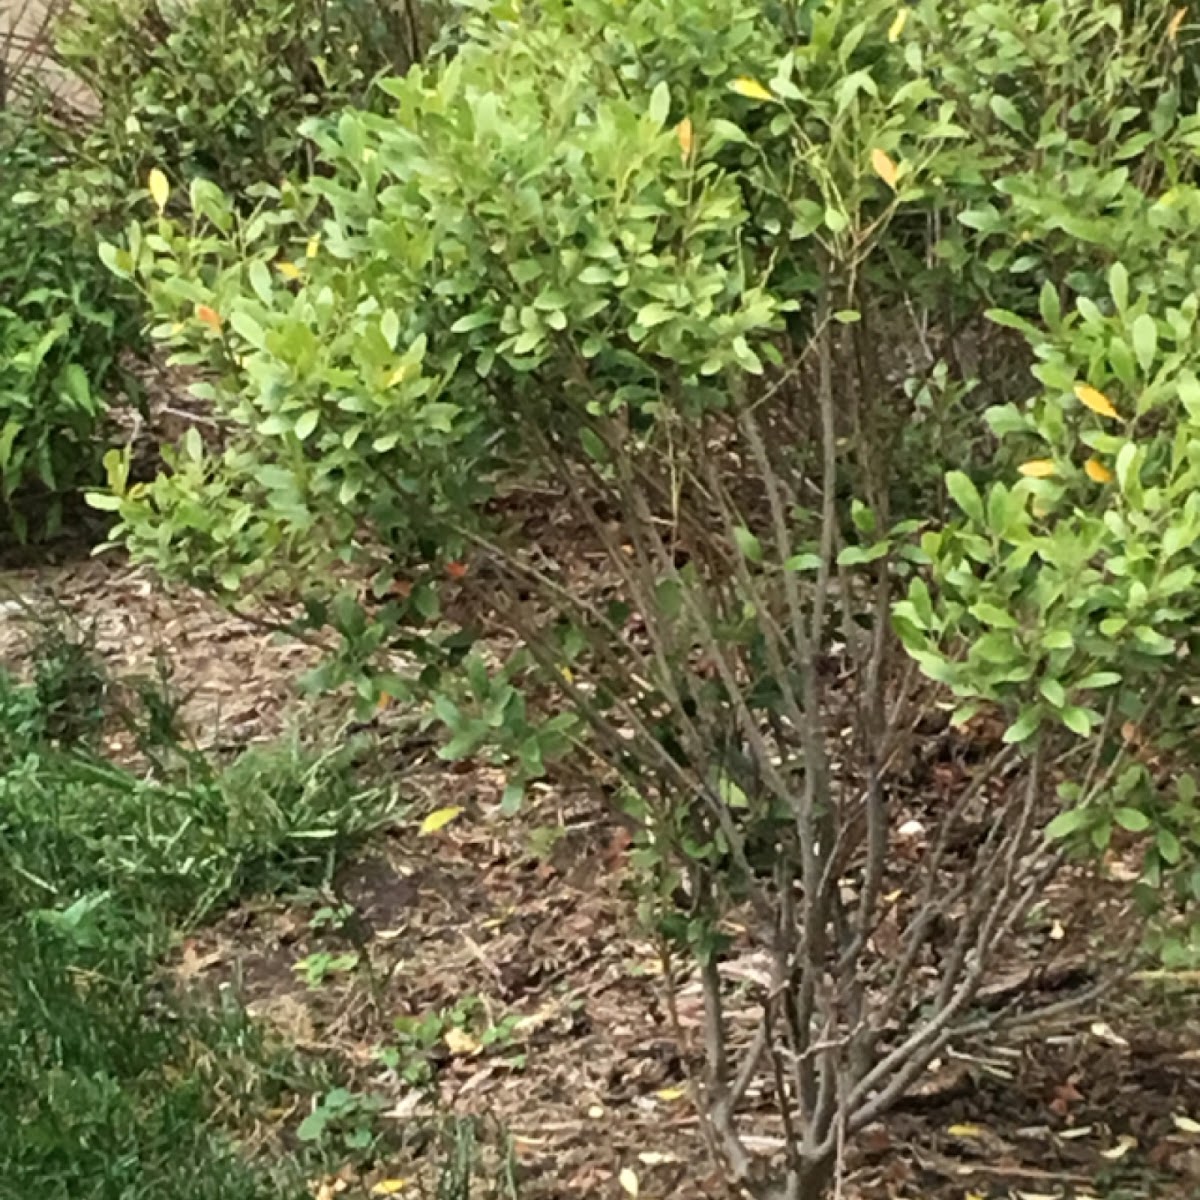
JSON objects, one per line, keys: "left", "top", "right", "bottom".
{"left": 730, "top": 77, "right": 774, "bottom": 102}
{"left": 148, "top": 168, "right": 170, "bottom": 214}
{"left": 947, "top": 1123, "right": 985, "bottom": 1139}
{"left": 1018, "top": 459, "right": 1056, "bottom": 478}
{"left": 420, "top": 806, "right": 463, "bottom": 835}
{"left": 1173, "top": 1114, "right": 1200, "bottom": 1134}
{"left": 1169, "top": 6, "right": 1187, "bottom": 42}
{"left": 676, "top": 116, "right": 695, "bottom": 162}
{"left": 888, "top": 8, "right": 908, "bottom": 41}
{"left": 370, "top": 1182, "right": 408, "bottom": 1197}
{"left": 195, "top": 304, "right": 222, "bottom": 331}
{"left": 306, "top": 234, "right": 321, "bottom": 259}
{"left": 1074, "top": 383, "right": 1121, "bottom": 419}
{"left": 278, "top": 261, "right": 302, "bottom": 281}
{"left": 1084, "top": 458, "right": 1113, "bottom": 483}
{"left": 655, "top": 1085, "right": 686, "bottom": 1101}
{"left": 618, "top": 1167, "right": 640, "bottom": 1197}
{"left": 871, "top": 147, "right": 900, "bottom": 190}
{"left": 444, "top": 1026, "right": 480, "bottom": 1056}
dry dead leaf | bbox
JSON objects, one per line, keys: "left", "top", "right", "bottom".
{"left": 1101, "top": 1134, "right": 1137, "bottom": 1160}
{"left": 638, "top": 1151, "right": 679, "bottom": 1166}
{"left": 1090, "top": 1020, "right": 1129, "bottom": 1047}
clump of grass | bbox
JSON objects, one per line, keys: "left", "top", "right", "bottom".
{"left": 0, "top": 621, "right": 518, "bottom": 1200}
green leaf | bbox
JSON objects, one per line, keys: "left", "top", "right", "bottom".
{"left": 945, "top": 470, "right": 984, "bottom": 523}
{"left": 837, "top": 542, "right": 889, "bottom": 566}
{"left": 230, "top": 311, "right": 267, "bottom": 350}
{"left": 1132, "top": 313, "right": 1157, "bottom": 373}
{"left": 1114, "top": 807, "right": 1150, "bottom": 832}
{"left": 580, "top": 427, "right": 608, "bottom": 462}
{"left": 1060, "top": 706, "right": 1092, "bottom": 736}
{"left": 785, "top": 552, "right": 821, "bottom": 572}
{"left": 1046, "top": 808, "right": 1088, "bottom": 840}
{"left": 451, "top": 311, "right": 493, "bottom": 333}
{"left": 1158, "top": 828, "right": 1182, "bottom": 865}
{"left": 1109, "top": 262, "right": 1129, "bottom": 313}
{"left": 1003, "top": 706, "right": 1042, "bottom": 743}
{"left": 989, "top": 94, "right": 1024, "bottom": 131}
{"left": 294, "top": 410, "right": 319, "bottom": 441}
{"left": 84, "top": 491, "right": 123, "bottom": 511}
{"left": 1038, "top": 281, "right": 1060, "bottom": 329}
{"left": 248, "top": 259, "right": 273, "bottom": 304}
{"left": 381, "top": 309, "right": 400, "bottom": 350}
{"left": 969, "top": 601, "right": 1016, "bottom": 629}
{"left": 733, "top": 525, "right": 763, "bottom": 563}
{"left": 1075, "top": 671, "right": 1120, "bottom": 689}
{"left": 649, "top": 80, "right": 671, "bottom": 127}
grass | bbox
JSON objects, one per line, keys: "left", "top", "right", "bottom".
{"left": 0, "top": 628, "right": 394, "bottom": 1200}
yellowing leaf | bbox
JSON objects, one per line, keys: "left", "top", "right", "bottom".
{"left": 195, "top": 304, "right": 222, "bottom": 331}
{"left": 871, "top": 147, "right": 899, "bottom": 190}
{"left": 676, "top": 116, "right": 695, "bottom": 162}
{"left": 370, "top": 1182, "right": 408, "bottom": 1196}
{"left": 1074, "top": 383, "right": 1121, "bottom": 419}
{"left": 888, "top": 8, "right": 908, "bottom": 41}
{"left": 618, "top": 1167, "right": 640, "bottom": 1197}
{"left": 1018, "top": 459, "right": 1056, "bottom": 478}
{"left": 947, "top": 1123, "right": 985, "bottom": 1139}
{"left": 1084, "top": 458, "right": 1113, "bottom": 483}
{"left": 1173, "top": 1114, "right": 1200, "bottom": 1134}
{"left": 278, "top": 261, "right": 302, "bottom": 281}
{"left": 306, "top": 234, "right": 321, "bottom": 259}
{"left": 443, "top": 1026, "right": 480, "bottom": 1056}
{"left": 655, "top": 1086, "right": 686, "bottom": 1101}
{"left": 730, "top": 77, "right": 774, "bottom": 102}
{"left": 420, "top": 806, "right": 463, "bottom": 835}
{"left": 148, "top": 168, "right": 170, "bottom": 214}
{"left": 1169, "top": 6, "right": 1187, "bottom": 41}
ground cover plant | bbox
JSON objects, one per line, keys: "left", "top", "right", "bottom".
{"left": 1, "top": 0, "right": 1195, "bottom": 1196}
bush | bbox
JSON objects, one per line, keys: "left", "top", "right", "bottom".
{"left": 0, "top": 109, "right": 142, "bottom": 537}
{"left": 95, "top": 0, "right": 1200, "bottom": 1196}
{"left": 57, "top": 0, "right": 439, "bottom": 199}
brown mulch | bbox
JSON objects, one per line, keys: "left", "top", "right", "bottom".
{"left": 0, "top": 554, "right": 318, "bottom": 754}
{"left": 5, "top": 550, "right": 1199, "bottom": 1200}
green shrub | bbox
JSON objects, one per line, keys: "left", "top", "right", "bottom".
{"left": 92, "top": 0, "right": 1200, "bottom": 1196}
{"left": 57, "top": 0, "right": 439, "bottom": 199}
{"left": 0, "top": 110, "right": 142, "bottom": 537}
